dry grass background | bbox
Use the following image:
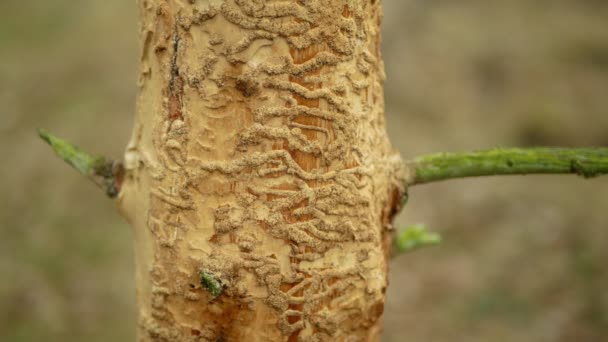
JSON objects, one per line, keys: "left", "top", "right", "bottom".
{"left": 1, "top": 1, "right": 607, "bottom": 341}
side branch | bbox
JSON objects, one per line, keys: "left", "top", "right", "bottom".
{"left": 406, "top": 147, "right": 608, "bottom": 186}
{"left": 38, "top": 129, "right": 123, "bottom": 198}
{"left": 393, "top": 224, "right": 442, "bottom": 256}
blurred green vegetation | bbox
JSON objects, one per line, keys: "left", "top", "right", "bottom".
{"left": 1, "top": 1, "right": 607, "bottom": 341}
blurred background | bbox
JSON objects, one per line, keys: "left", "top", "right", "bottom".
{"left": 1, "top": 1, "right": 607, "bottom": 341}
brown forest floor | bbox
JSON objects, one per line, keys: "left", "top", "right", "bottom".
{"left": 1, "top": 1, "right": 607, "bottom": 341}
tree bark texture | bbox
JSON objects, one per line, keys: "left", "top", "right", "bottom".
{"left": 119, "top": 0, "right": 404, "bottom": 341}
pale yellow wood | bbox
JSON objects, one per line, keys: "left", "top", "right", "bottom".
{"left": 119, "top": 1, "right": 404, "bottom": 340}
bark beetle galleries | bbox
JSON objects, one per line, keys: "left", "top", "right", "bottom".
{"left": 120, "top": 1, "right": 404, "bottom": 341}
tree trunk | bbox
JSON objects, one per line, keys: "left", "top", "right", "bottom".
{"left": 118, "top": 0, "right": 404, "bottom": 340}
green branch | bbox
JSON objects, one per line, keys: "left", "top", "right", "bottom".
{"left": 38, "top": 129, "right": 122, "bottom": 198}
{"left": 393, "top": 224, "right": 442, "bottom": 255}
{"left": 406, "top": 147, "right": 608, "bottom": 186}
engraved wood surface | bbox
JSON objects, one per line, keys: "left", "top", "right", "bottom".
{"left": 119, "top": 1, "right": 404, "bottom": 340}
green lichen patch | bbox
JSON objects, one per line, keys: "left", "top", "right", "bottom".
{"left": 200, "top": 271, "right": 224, "bottom": 298}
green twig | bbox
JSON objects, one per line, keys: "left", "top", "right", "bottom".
{"left": 38, "top": 129, "right": 122, "bottom": 198}
{"left": 406, "top": 147, "right": 608, "bottom": 186}
{"left": 393, "top": 224, "right": 442, "bottom": 255}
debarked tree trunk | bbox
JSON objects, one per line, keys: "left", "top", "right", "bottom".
{"left": 118, "top": 0, "right": 404, "bottom": 340}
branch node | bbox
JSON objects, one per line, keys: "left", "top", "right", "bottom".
{"left": 38, "top": 129, "right": 123, "bottom": 198}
